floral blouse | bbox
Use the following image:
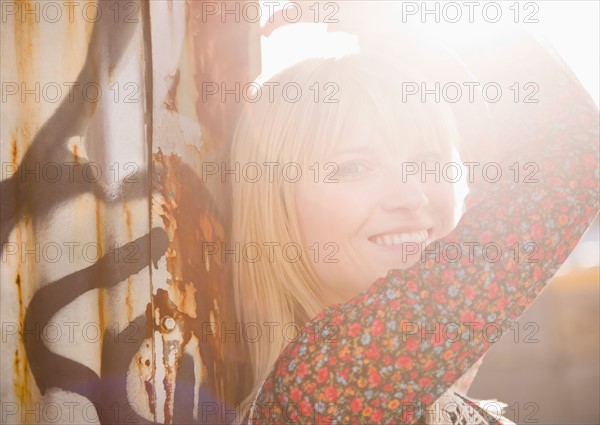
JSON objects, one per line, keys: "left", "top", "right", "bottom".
{"left": 248, "top": 40, "right": 600, "bottom": 424}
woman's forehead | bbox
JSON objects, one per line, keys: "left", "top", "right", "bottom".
{"left": 322, "top": 109, "right": 438, "bottom": 157}
{"left": 330, "top": 125, "right": 418, "bottom": 153}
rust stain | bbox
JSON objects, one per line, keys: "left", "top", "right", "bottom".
{"left": 144, "top": 379, "right": 156, "bottom": 416}
{"left": 11, "top": 136, "right": 18, "bottom": 164}
{"left": 140, "top": 337, "right": 156, "bottom": 417}
{"left": 13, "top": 274, "right": 30, "bottom": 404}
{"left": 15, "top": 274, "right": 23, "bottom": 323}
{"left": 13, "top": 0, "right": 40, "bottom": 204}
{"left": 14, "top": 0, "right": 39, "bottom": 80}
{"left": 163, "top": 69, "right": 181, "bottom": 113}
{"left": 152, "top": 148, "right": 251, "bottom": 406}
{"left": 149, "top": 1, "right": 262, "bottom": 403}
{"left": 145, "top": 289, "right": 192, "bottom": 424}
{"left": 13, "top": 220, "right": 32, "bottom": 407}
{"left": 124, "top": 205, "right": 134, "bottom": 320}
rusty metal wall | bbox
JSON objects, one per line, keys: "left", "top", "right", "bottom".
{"left": 1, "top": 1, "right": 260, "bottom": 423}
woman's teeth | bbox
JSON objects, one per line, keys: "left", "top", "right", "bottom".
{"left": 372, "top": 229, "right": 428, "bottom": 246}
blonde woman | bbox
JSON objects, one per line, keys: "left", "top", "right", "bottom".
{"left": 228, "top": 33, "right": 599, "bottom": 424}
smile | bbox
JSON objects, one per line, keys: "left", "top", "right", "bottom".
{"left": 369, "top": 229, "right": 429, "bottom": 246}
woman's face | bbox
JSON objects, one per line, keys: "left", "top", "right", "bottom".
{"left": 295, "top": 121, "right": 456, "bottom": 306}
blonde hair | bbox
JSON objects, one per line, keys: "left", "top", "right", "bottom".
{"left": 229, "top": 53, "right": 462, "bottom": 416}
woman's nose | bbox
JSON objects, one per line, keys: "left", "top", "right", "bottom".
{"left": 380, "top": 172, "right": 430, "bottom": 212}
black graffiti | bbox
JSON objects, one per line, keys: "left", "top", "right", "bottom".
{"left": 0, "top": 0, "right": 147, "bottom": 251}
{"left": 23, "top": 231, "right": 163, "bottom": 424}
{"left": 2, "top": 1, "right": 154, "bottom": 423}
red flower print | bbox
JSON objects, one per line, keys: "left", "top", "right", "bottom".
{"left": 290, "top": 387, "right": 303, "bottom": 402}
{"left": 371, "top": 319, "right": 384, "bottom": 336}
{"left": 421, "top": 394, "right": 433, "bottom": 404}
{"left": 433, "top": 289, "right": 446, "bottom": 304}
{"left": 366, "top": 343, "right": 381, "bottom": 360}
{"left": 506, "top": 233, "right": 519, "bottom": 247}
{"left": 487, "top": 282, "right": 499, "bottom": 298}
{"left": 350, "top": 397, "right": 363, "bottom": 413}
{"left": 460, "top": 310, "right": 475, "bottom": 322}
{"left": 443, "top": 370, "right": 457, "bottom": 382}
{"left": 317, "top": 367, "right": 329, "bottom": 383}
{"left": 531, "top": 223, "right": 545, "bottom": 239}
{"left": 371, "top": 409, "right": 384, "bottom": 422}
{"left": 298, "top": 400, "right": 313, "bottom": 416}
{"left": 406, "top": 280, "right": 418, "bottom": 292}
{"left": 497, "top": 296, "right": 508, "bottom": 310}
{"left": 464, "top": 285, "right": 476, "bottom": 300}
{"left": 441, "top": 268, "right": 455, "bottom": 282}
{"left": 422, "top": 359, "right": 435, "bottom": 371}
{"left": 297, "top": 361, "right": 308, "bottom": 378}
{"left": 418, "top": 377, "right": 432, "bottom": 388}
{"left": 396, "top": 355, "right": 413, "bottom": 370}
{"left": 276, "top": 362, "right": 287, "bottom": 376}
{"left": 406, "top": 338, "right": 420, "bottom": 352}
{"left": 332, "top": 314, "right": 344, "bottom": 326}
{"left": 369, "top": 368, "right": 382, "bottom": 386}
{"left": 480, "top": 230, "right": 494, "bottom": 244}
{"left": 348, "top": 322, "right": 362, "bottom": 337}
{"left": 324, "top": 385, "right": 338, "bottom": 401}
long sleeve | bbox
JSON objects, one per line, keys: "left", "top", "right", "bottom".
{"left": 249, "top": 37, "right": 599, "bottom": 424}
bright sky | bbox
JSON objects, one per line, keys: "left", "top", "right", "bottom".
{"left": 258, "top": 0, "right": 599, "bottom": 270}
{"left": 260, "top": 1, "right": 599, "bottom": 105}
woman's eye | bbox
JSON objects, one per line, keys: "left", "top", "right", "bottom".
{"left": 335, "top": 160, "right": 372, "bottom": 178}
